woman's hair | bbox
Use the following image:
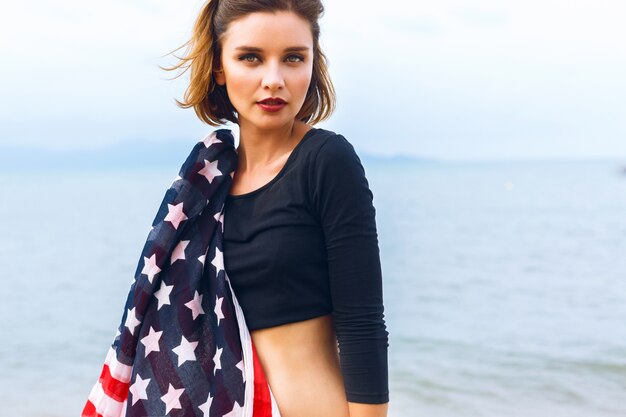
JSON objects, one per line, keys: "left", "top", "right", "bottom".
{"left": 161, "top": 0, "right": 336, "bottom": 126}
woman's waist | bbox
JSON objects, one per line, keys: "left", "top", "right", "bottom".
{"left": 250, "top": 314, "right": 350, "bottom": 417}
{"left": 251, "top": 314, "right": 339, "bottom": 370}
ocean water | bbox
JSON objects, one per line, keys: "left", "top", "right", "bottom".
{"left": 1, "top": 158, "right": 625, "bottom": 417}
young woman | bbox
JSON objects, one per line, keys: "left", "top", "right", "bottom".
{"left": 167, "top": 1, "right": 389, "bottom": 416}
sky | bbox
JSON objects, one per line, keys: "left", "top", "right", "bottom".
{"left": 1, "top": 0, "right": 625, "bottom": 160}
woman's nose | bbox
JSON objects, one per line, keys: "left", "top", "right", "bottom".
{"left": 262, "top": 62, "right": 285, "bottom": 90}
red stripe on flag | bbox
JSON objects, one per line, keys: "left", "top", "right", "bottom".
{"left": 100, "top": 364, "right": 131, "bottom": 403}
{"left": 252, "top": 341, "right": 273, "bottom": 417}
{"left": 81, "top": 400, "right": 103, "bottom": 417}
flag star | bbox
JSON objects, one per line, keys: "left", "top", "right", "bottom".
{"left": 214, "top": 296, "right": 225, "bottom": 326}
{"left": 129, "top": 374, "right": 151, "bottom": 405}
{"left": 214, "top": 211, "right": 224, "bottom": 233}
{"left": 160, "top": 383, "right": 184, "bottom": 414}
{"left": 202, "top": 132, "right": 222, "bottom": 148}
{"left": 185, "top": 291, "right": 205, "bottom": 320}
{"left": 201, "top": 132, "right": 216, "bottom": 147}
{"left": 223, "top": 401, "right": 244, "bottom": 417}
{"left": 235, "top": 359, "right": 245, "bottom": 382}
{"left": 211, "top": 247, "right": 224, "bottom": 274}
{"left": 171, "top": 175, "right": 182, "bottom": 186}
{"left": 198, "top": 393, "right": 213, "bottom": 417}
{"left": 213, "top": 346, "right": 223, "bottom": 375}
{"left": 141, "top": 253, "right": 161, "bottom": 283}
{"left": 198, "top": 254, "right": 206, "bottom": 266}
{"left": 171, "top": 240, "right": 190, "bottom": 264}
{"left": 154, "top": 281, "right": 173, "bottom": 310}
{"left": 164, "top": 202, "right": 188, "bottom": 230}
{"left": 198, "top": 159, "right": 223, "bottom": 184}
{"left": 172, "top": 335, "right": 199, "bottom": 367}
{"left": 140, "top": 326, "right": 163, "bottom": 357}
{"left": 125, "top": 307, "right": 141, "bottom": 335}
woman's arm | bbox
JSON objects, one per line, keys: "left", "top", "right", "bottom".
{"left": 309, "top": 133, "right": 390, "bottom": 410}
{"left": 349, "top": 402, "right": 389, "bottom": 417}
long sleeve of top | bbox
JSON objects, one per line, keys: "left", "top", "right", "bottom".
{"left": 222, "top": 127, "right": 389, "bottom": 404}
{"left": 309, "top": 134, "right": 389, "bottom": 404}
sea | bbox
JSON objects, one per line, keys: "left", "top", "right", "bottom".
{"left": 1, "top": 156, "right": 625, "bottom": 417}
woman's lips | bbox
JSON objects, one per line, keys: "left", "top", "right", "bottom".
{"left": 257, "top": 102, "right": 287, "bottom": 112}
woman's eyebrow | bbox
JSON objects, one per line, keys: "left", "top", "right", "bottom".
{"left": 234, "top": 46, "right": 310, "bottom": 52}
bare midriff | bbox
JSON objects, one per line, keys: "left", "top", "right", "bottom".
{"left": 250, "top": 314, "right": 351, "bottom": 417}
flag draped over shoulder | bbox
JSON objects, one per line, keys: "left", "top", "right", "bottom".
{"left": 82, "top": 129, "right": 280, "bottom": 417}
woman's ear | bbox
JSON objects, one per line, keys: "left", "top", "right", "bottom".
{"left": 214, "top": 67, "right": 225, "bottom": 86}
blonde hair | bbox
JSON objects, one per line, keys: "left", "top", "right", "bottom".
{"left": 161, "top": 0, "right": 336, "bottom": 126}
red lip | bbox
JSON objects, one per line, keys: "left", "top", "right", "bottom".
{"left": 258, "top": 97, "right": 287, "bottom": 104}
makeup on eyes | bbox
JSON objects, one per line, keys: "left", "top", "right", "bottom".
{"left": 237, "top": 53, "right": 305, "bottom": 63}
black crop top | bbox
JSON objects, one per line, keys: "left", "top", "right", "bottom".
{"left": 222, "top": 127, "right": 389, "bottom": 404}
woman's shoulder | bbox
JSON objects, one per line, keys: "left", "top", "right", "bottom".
{"left": 304, "top": 127, "right": 371, "bottom": 204}
{"left": 305, "top": 127, "right": 361, "bottom": 165}
{"left": 306, "top": 129, "right": 367, "bottom": 192}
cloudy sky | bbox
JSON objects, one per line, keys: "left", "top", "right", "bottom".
{"left": 1, "top": 0, "right": 625, "bottom": 160}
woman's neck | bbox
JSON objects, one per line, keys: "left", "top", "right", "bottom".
{"left": 235, "top": 120, "right": 310, "bottom": 173}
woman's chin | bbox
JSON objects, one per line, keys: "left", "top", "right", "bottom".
{"left": 241, "top": 115, "right": 296, "bottom": 131}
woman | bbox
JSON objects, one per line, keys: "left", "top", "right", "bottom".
{"left": 166, "top": 1, "right": 390, "bottom": 416}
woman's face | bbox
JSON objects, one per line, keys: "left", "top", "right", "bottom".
{"left": 215, "top": 11, "right": 314, "bottom": 132}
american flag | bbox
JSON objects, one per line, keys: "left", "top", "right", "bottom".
{"left": 82, "top": 130, "right": 281, "bottom": 417}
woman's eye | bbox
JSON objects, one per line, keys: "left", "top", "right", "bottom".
{"left": 239, "top": 54, "right": 258, "bottom": 63}
{"left": 286, "top": 55, "right": 304, "bottom": 63}
{"left": 237, "top": 54, "right": 304, "bottom": 64}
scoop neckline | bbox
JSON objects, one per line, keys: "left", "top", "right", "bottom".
{"left": 226, "top": 127, "right": 318, "bottom": 200}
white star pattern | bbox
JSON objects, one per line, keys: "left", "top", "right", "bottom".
{"left": 124, "top": 307, "right": 141, "bottom": 335}
{"left": 153, "top": 281, "right": 173, "bottom": 310}
{"left": 170, "top": 240, "right": 190, "bottom": 264}
{"left": 184, "top": 291, "right": 205, "bottom": 320}
{"left": 211, "top": 247, "right": 224, "bottom": 274}
{"left": 202, "top": 132, "right": 222, "bottom": 148}
{"left": 198, "top": 159, "right": 223, "bottom": 184}
{"left": 129, "top": 374, "right": 151, "bottom": 405}
{"left": 140, "top": 326, "right": 163, "bottom": 357}
{"left": 172, "top": 335, "right": 199, "bottom": 367}
{"left": 223, "top": 400, "right": 244, "bottom": 417}
{"left": 164, "top": 202, "right": 188, "bottom": 230}
{"left": 171, "top": 175, "right": 182, "bottom": 187}
{"left": 198, "top": 393, "right": 213, "bottom": 417}
{"left": 141, "top": 253, "right": 161, "bottom": 283}
{"left": 214, "top": 296, "right": 225, "bottom": 326}
{"left": 213, "top": 346, "right": 223, "bottom": 375}
{"left": 85, "top": 130, "right": 260, "bottom": 416}
{"left": 235, "top": 359, "right": 245, "bottom": 382}
{"left": 214, "top": 211, "right": 225, "bottom": 233}
{"left": 160, "top": 383, "right": 185, "bottom": 414}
